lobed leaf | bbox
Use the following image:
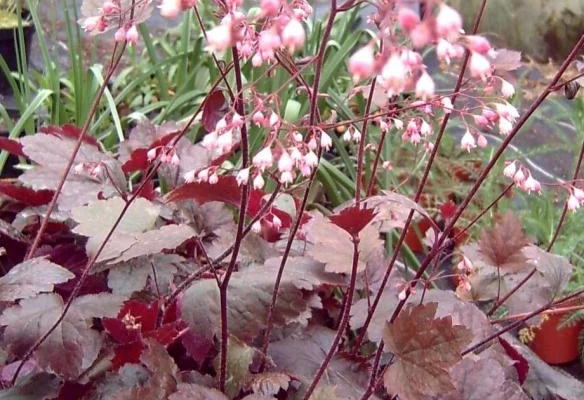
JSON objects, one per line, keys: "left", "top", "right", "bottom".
{"left": 383, "top": 303, "right": 472, "bottom": 400}
{"left": 0, "top": 258, "right": 75, "bottom": 301}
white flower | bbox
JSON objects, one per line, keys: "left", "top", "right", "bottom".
{"left": 236, "top": 168, "right": 250, "bottom": 186}
{"left": 252, "top": 147, "right": 274, "bottom": 172}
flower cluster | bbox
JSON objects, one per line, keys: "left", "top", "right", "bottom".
{"left": 503, "top": 161, "right": 542, "bottom": 194}
{"left": 79, "top": 0, "right": 155, "bottom": 44}
{"left": 200, "top": 0, "right": 310, "bottom": 65}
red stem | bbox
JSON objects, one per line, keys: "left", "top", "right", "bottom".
{"left": 259, "top": 0, "right": 338, "bottom": 362}
{"left": 218, "top": 45, "right": 250, "bottom": 392}
{"left": 302, "top": 235, "right": 360, "bottom": 400}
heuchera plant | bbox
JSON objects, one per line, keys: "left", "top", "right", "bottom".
{"left": 1, "top": 0, "right": 584, "bottom": 399}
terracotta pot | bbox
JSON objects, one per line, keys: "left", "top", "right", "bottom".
{"left": 529, "top": 310, "right": 583, "bottom": 365}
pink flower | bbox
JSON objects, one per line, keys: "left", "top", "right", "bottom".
{"left": 102, "top": 2, "right": 118, "bottom": 15}
{"left": 498, "top": 118, "right": 513, "bottom": 136}
{"left": 381, "top": 55, "right": 408, "bottom": 96}
{"left": 260, "top": 0, "right": 280, "bottom": 16}
{"left": 410, "top": 23, "right": 432, "bottom": 49}
{"left": 567, "top": 194, "right": 581, "bottom": 211}
{"left": 436, "top": 39, "right": 457, "bottom": 64}
{"left": 258, "top": 29, "right": 281, "bottom": 61}
{"left": 209, "top": 172, "right": 219, "bottom": 185}
{"left": 232, "top": 112, "right": 244, "bottom": 128}
{"left": 252, "top": 111, "right": 265, "bottom": 126}
{"left": 477, "top": 134, "right": 488, "bottom": 148}
{"left": 513, "top": 168, "right": 526, "bottom": 185}
{"left": 206, "top": 24, "right": 232, "bottom": 52}
{"left": 304, "top": 151, "right": 319, "bottom": 167}
{"left": 278, "top": 151, "right": 294, "bottom": 172}
{"left": 147, "top": 148, "right": 158, "bottom": 161}
{"left": 236, "top": 168, "right": 250, "bottom": 186}
{"left": 348, "top": 45, "right": 375, "bottom": 82}
{"left": 251, "top": 220, "right": 262, "bottom": 233}
{"left": 415, "top": 72, "right": 435, "bottom": 100}
{"left": 503, "top": 161, "right": 517, "bottom": 178}
{"left": 466, "top": 35, "right": 491, "bottom": 55}
{"left": 282, "top": 19, "right": 305, "bottom": 53}
{"left": 253, "top": 174, "right": 265, "bottom": 190}
{"left": 272, "top": 215, "right": 282, "bottom": 230}
{"left": 398, "top": 7, "right": 420, "bottom": 31}
{"left": 573, "top": 186, "right": 584, "bottom": 201}
{"left": 114, "top": 27, "right": 126, "bottom": 42}
{"left": 521, "top": 174, "right": 541, "bottom": 194}
{"left": 280, "top": 171, "right": 294, "bottom": 185}
{"left": 420, "top": 120, "right": 432, "bottom": 137}
{"left": 501, "top": 79, "right": 515, "bottom": 98}
{"left": 441, "top": 97, "right": 453, "bottom": 114}
{"left": 201, "top": 132, "right": 218, "bottom": 149}
{"left": 469, "top": 52, "right": 491, "bottom": 80}
{"left": 125, "top": 25, "right": 139, "bottom": 45}
{"left": 184, "top": 170, "right": 196, "bottom": 183}
{"left": 160, "top": 0, "right": 182, "bottom": 18}
{"left": 460, "top": 130, "right": 476, "bottom": 152}
{"left": 436, "top": 4, "right": 462, "bottom": 38}
{"left": 253, "top": 147, "right": 274, "bottom": 171}
{"left": 320, "top": 131, "right": 332, "bottom": 150}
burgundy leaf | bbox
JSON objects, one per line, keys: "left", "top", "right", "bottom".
{"left": 0, "top": 293, "right": 124, "bottom": 378}
{"left": 0, "top": 258, "right": 74, "bottom": 301}
{"left": 383, "top": 303, "right": 473, "bottom": 400}
{"left": 48, "top": 244, "right": 107, "bottom": 297}
{"left": 305, "top": 212, "right": 382, "bottom": 274}
{"left": 122, "top": 148, "right": 149, "bottom": 173}
{"left": 40, "top": 124, "right": 101, "bottom": 149}
{"left": 181, "top": 331, "right": 216, "bottom": 367}
{"left": 111, "top": 341, "right": 145, "bottom": 370}
{"left": 441, "top": 357, "right": 528, "bottom": 400}
{"left": 0, "top": 136, "right": 25, "bottom": 157}
{"left": 498, "top": 337, "right": 529, "bottom": 385}
{"left": 166, "top": 175, "right": 242, "bottom": 205}
{"left": 0, "top": 183, "right": 54, "bottom": 207}
{"left": 477, "top": 212, "right": 531, "bottom": 272}
{"left": 181, "top": 257, "right": 342, "bottom": 343}
{"left": 329, "top": 206, "right": 377, "bottom": 237}
{"left": 202, "top": 90, "right": 227, "bottom": 132}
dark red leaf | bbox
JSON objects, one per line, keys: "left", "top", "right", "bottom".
{"left": 119, "top": 300, "right": 159, "bottom": 332}
{"left": 48, "top": 244, "right": 107, "bottom": 297}
{"left": 329, "top": 206, "right": 377, "bottom": 237}
{"left": 181, "top": 331, "right": 215, "bottom": 366}
{"left": 0, "top": 136, "right": 25, "bottom": 157}
{"left": 0, "top": 183, "right": 53, "bottom": 206}
{"left": 440, "top": 201, "right": 457, "bottom": 221}
{"left": 54, "top": 381, "right": 92, "bottom": 400}
{"left": 166, "top": 175, "right": 242, "bottom": 205}
{"left": 40, "top": 124, "right": 101, "bottom": 149}
{"left": 111, "top": 341, "right": 145, "bottom": 370}
{"left": 145, "top": 320, "right": 188, "bottom": 346}
{"left": 122, "top": 148, "right": 149, "bottom": 173}
{"left": 133, "top": 179, "right": 156, "bottom": 201}
{"left": 202, "top": 90, "right": 227, "bottom": 132}
{"left": 103, "top": 318, "right": 141, "bottom": 344}
{"left": 150, "top": 131, "right": 181, "bottom": 149}
{"left": 498, "top": 337, "right": 529, "bottom": 385}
